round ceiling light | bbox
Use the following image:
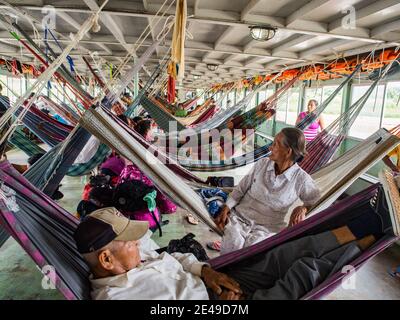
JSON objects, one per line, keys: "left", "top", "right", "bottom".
{"left": 207, "top": 64, "right": 218, "bottom": 71}
{"left": 249, "top": 25, "right": 277, "bottom": 41}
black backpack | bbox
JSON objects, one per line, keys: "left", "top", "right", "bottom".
{"left": 114, "top": 180, "right": 163, "bottom": 236}
{"left": 165, "top": 233, "right": 209, "bottom": 262}
{"left": 206, "top": 176, "right": 235, "bottom": 187}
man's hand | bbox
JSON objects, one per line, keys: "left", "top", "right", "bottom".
{"left": 219, "top": 290, "right": 242, "bottom": 300}
{"left": 215, "top": 205, "right": 230, "bottom": 231}
{"left": 201, "top": 266, "right": 242, "bottom": 296}
{"left": 289, "top": 206, "right": 308, "bottom": 227}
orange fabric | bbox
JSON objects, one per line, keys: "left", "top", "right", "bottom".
{"left": 387, "top": 145, "right": 400, "bottom": 169}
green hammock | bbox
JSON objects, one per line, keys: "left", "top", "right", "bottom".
{"left": 8, "top": 126, "right": 46, "bottom": 157}
{"left": 66, "top": 143, "right": 111, "bottom": 176}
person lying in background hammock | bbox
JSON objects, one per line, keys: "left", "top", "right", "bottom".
{"left": 111, "top": 101, "right": 129, "bottom": 125}
{"left": 208, "top": 128, "right": 320, "bottom": 253}
{"left": 127, "top": 116, "right": 143, "bottom": 130}
{"left": 40, "top": 107, "right": 70, "bottom": 125}
{"left": 74, "top": 205, "right": 385, "bottom": 300}
{"left": 295, "top": 99, "right": 326, "bottom": 142}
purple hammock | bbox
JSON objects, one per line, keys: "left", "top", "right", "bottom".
{"left": 209, "top": 183, "right": 399, "bottom": 300}
{"left": 0, "top": 160, "right": 398, "bottom": 300}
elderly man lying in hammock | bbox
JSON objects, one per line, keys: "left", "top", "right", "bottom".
{"left": 74, "top": 206, "right": 387, "bottom": 300}
{"left": 209, "top": 127, "right": 321, "bottom": 253}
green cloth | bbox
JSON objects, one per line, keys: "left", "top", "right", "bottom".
{"left": 143, "top": 190, "right": 157, "bottom": 212}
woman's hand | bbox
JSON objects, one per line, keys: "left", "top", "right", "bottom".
{"left": 215, "top": 205, "right": 230, "bottom": 231}
{"left": 289, "top": 206, "right": 308, "bottom": 227}
{"left": 201, "top": 266, "right": 242, "bottom": 296}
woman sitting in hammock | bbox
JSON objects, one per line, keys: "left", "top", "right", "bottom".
{"left": 209, "top": 128, "right": 320, "bottom": 253}
{"left": 118, "top": 119, "right": 177, "bottom": 214}
{"left": 295, "top": 99, "right": 325, "bottom": 142}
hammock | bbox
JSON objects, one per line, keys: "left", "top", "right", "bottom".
{"left": 9, "top": 25, "right": 92, "bottom": 110}
{"left": 66, "top": 143, "right": 111, "bottom": 177}
{"left": 79, "top": 99, "right": 400, "bottom": 231}
{"left": 8, "top": 126, "right": 46, "bottom": 157}
{"left": 210, "top": 181, "right": 400, "bottom": 299}
{"left": 0, "top": 224, "right": 8, "bottom": 247}
{"left": 125, "top": 61, "right": 167, "bottom": 118}
{"left": 80, "top": 107, "right": 219, "bottom": 233}
{"left": 177, "top": 66, "right": 375, "bottom": 172}
{"left": 38, "top": 95, "right": 80, "bottom": 125}
{"left": 23, "top": 126, "right": 91, "bottom": 196}
{"left": 188, "top": 105, "right": 219, "bottom": 126}
{"left": 0, "top": 161, "right": 90, "bottom": 300}
{"left": 14, "top": 105, "right": 72, "bottom": 147}
{"left": 144, "top": 75, "right": 298, "bottom": 165}
{"left": 141, "top": 72, "right": 286, "bottom": 134}
{"left": 188, "top": 98, "right": 212, "bottom": 116}
{"left": 0, "top": 161, "right": 398, "bottom": 300}
{"left": 0, "top": 95, "right": 71, "bottom": 148}
{"left": 140, "top": 95, "right": 186, "bottom": 132}
{"left": 299, "top": 64, "right": 387, "bottom": 174}
{"left": 308, "top": 128, "right": 400, "bottom": 214}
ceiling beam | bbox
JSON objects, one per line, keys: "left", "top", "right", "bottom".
{"left": 263, "top": 59, "right": 284, "bottom": 69}
{"left": 214, "top": 26, "right": 236, "bottom": 48}
{"left": 0, "top": 40, "right": 19, "bottom": 54}
{"left": 371, "top": 19, "right": 400, "bottom": 38}
{"left": 9, "top": 4, "right": 397, "bottom": 45}
{"left": 286, "top": 0, "right": 332, "bottom": 27}
{"left": 83, "top": 0, "right": 129, "bottom": 51}
{"left": 241, "top": 0, "right": 262, "bottom": 21}
{"left": 95, "top": 43, "right": 113, "bottom": 54}
{"left": 299, "top": 39, "right": 350, "bottom": 59}
{"left": 193, "top": 0, "right": 200, "bottom": 17}
{"left": 244, "top": 56, "right": 265, "bottom": 66}
{"left": 142, "top": 0, "right": 159, "bottom": 56}
{"left": 243, "top": 39, "right": 260, "bottom": 53}
{"left": 56, "top": 11, "right": 91, "bottom": 40}
{"left": 272, "top": 35, "right": 314, "bottom": 55}
{"left": 329, "top": 0, "right": 400, "bottom": 31}
{"left": 0, "top": 31, "right": 307, "bottom": 63}
{"left": 202, "top": 51, "right": 213, "bottom": 60}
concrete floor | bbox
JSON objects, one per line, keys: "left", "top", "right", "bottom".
{"left": 0, "top": 148, "right": 400, "bottom": 300}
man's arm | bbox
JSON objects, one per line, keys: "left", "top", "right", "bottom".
{"left": 169, "top": 253, "right": 242, "bottom": 297}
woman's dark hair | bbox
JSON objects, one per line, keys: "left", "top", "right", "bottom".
{"left": 132, "top": 116, "right": 143, "bottom": 124}
{"left": 117, "top": 114, "right": 128, "bottom": 125}
{"left": 308, "top": 99, "right": 319, "bottom": 107}
{"left": 135, "top": 119, "right": 152, "bottom": 137}
{"left": 89, "top": 186, "right": 115, "bottom": 207}
{"left": 280, "top": 127, "right": 307, "bottom": 163}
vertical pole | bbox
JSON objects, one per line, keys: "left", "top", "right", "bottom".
{"left": 298, "top": 81, "right": 305, "bottom": 113}
{"left": 134, "top": 71, "right": 139, "bottom": 99}
{"left": 272, "top": 83, "right": 279, "bottom": 136}
{"left": 340, "top": 79, "right": 353, "bottom": 154}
